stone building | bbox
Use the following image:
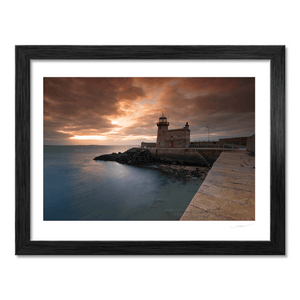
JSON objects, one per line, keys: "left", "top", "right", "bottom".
{"left": 156, "top": 113, "right": 190, "bottom": 148}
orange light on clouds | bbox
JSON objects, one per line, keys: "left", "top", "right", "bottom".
{"left": 122, "top": 135, "right": 156, "bottom": 141}
{"left": 70, "top": 135, "right": 107, "bottom": 140}
{"left": 108, "top": 117, "right": 134, "bottom": 127}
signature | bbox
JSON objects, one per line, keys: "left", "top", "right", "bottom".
{"left": 230, "top": 224, "right": 253, "bottom": 228}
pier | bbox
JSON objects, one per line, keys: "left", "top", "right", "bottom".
{"left": 180, "top": 151, "right": 255, "bottom": 221}
{"left": 146, "top": 147, "right": 228, "bottom": 166}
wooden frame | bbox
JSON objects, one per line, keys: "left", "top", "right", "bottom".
{"left": 15, "top": 46, "right": 285, "bottom": 255}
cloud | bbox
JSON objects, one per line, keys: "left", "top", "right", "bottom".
{"left": 44, "top": 77, "right": 255, "bottom": 145}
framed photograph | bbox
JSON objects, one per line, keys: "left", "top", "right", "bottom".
{"left": 15, "top": 46, "right": 285, "bottom": 255}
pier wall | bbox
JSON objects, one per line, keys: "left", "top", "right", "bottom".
{"left": 190, "top": 136, "right": 249, "bottom": 148}
{"left": 196, "top": 149, "right": 224, "bottom": 165}
{"left": 141, "top": 142, "right": 156, "bottom": 148}
{"left": 219, "top": 137, "right": 248, "bottom": 146}
{"left": 147, "top": 148, "right": 226, "bottom": 166}
{"left": 148, "top": 148, "right": 202, "bottom": 164}
{"left": 246, "top": 134, "right": 255, "bottom": 153}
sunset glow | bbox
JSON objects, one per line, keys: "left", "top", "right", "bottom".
{"left": 70, "top": 135, "right": 107, "bottom": 140}
{"left": 44, "top": 77, "right": 255, "bottom": 145}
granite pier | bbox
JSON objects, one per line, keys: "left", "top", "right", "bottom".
{"left": 180, "top": 151, "right": 255, "bottom": 221}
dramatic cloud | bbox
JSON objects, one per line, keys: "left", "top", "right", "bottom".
{"left": 44, "top": 77, "right": 255, "bottom": 145}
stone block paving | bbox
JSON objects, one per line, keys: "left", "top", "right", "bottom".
{"left": 180, "top": 152, "right": 255, "bottom": 221}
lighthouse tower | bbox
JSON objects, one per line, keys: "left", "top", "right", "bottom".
{"left": 156, "top": 113, "right": 169, "bottom": 148}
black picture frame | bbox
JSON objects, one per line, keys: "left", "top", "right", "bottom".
{"left": 15, "top": 46, "right": 285, "bottom": 255}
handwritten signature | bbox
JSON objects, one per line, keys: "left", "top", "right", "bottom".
{"left": 230, "top": 224, "right": 253, "bottom": 228}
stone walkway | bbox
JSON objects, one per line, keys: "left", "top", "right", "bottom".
{"left": 180, "top": 152, "right": 255, "bottom": 221}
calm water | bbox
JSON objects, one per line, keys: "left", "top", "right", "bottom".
{"left": 44, "top": 145, "right": 203, "bottom": 220}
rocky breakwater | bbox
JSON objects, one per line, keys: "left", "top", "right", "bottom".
{"left": 93, "top": 148, "right": 211, "bottom": 179}
{"left": 93, "top": 147, "right": 155, "bottom": 165}
{"left": 155, "top": 164, "right": 210, "bottom": 180}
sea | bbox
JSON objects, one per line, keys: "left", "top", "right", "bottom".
{"left": 44, "top": 145, "right": 204, "bottom": 220}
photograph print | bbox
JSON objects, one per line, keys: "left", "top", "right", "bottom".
{"left": 44, "top": 77, "right": 255, "bottom": 221}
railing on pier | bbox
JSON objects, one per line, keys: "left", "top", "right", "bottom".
{"left": 190, "top": 143, "right": 221, "bottom": 149}
{"left": 190, "top": 143, "right": 246, "bottom": 152}
{"left": 222, "top": 143, "right": 246, "bottom": 152}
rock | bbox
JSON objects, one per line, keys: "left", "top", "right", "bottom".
{"left": 93, "top": 147, "right": 155, "bottom": 166}
{"left": 93, "top": 148, "right": 212, "bottom": 179}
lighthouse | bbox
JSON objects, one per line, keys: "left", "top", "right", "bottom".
{"left": 155, "top": 113, "right": 190, "bottom": 148}
{"left": 156, "top": 113, "right": 169, "bottom": 148}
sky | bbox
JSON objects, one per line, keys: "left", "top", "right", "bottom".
{"left": 44, "top": 77, "right": 255, "bottom": 145}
